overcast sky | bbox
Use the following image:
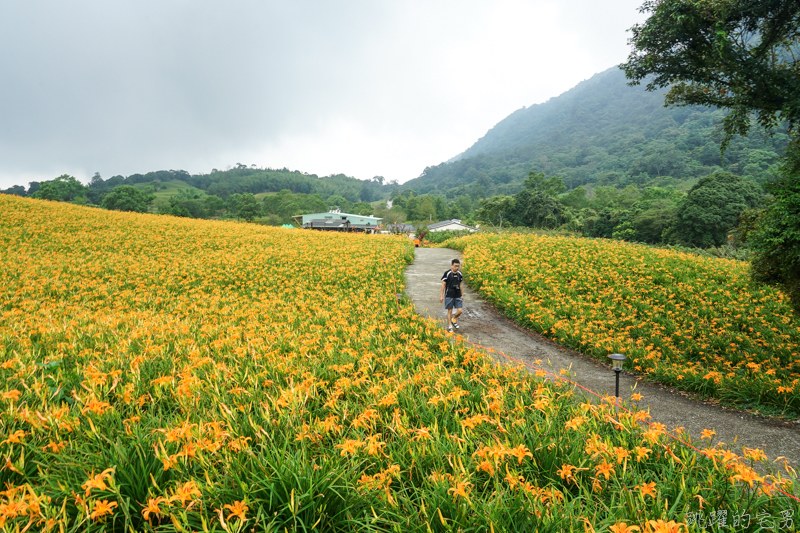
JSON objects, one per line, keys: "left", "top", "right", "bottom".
{"left": 0, "top": 0, "right": 647, "bottom": 189}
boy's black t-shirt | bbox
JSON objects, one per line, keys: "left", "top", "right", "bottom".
{"left": 441, "top": 270, "right": 463, "bottom": 298}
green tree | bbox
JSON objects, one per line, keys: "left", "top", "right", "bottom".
{"left": 359, "top": 183, "right": 377, "bottom": 202}
{"left": 203, "top": 195, "right": 225, "bottom": 217}
{"left": 525, "top": 171, "right": 566, "bottom": 197}
{"left": 153, "top": 198, "right": 171, "bottom": 215}
{"left": 169, "top": 205, "right": 191, "bottom": 218}
{"left": 612, "top": 220, "right": 637, "bottom": 241}
{"left": 583, "top": 208, "right": 624, "bottom": 239}
{"left": 669, "top": 171, "right": 763, "bottom": 247}
{"left": 261, "top": 190, "right": 330, "bottom": 224}
{"left": 401, "top": 195, "right": 421, "bottom": 221}
{"left": 628, "top": 188, "right": 683, "bottom": 244}
{"left": 454, "top": 195, "right": 473, "bottom": 217}
{"left": 1, "top": 185, "right": 26, "bottom": 197}
{"left": 623, "top": 0, "right": 800, "bottom": 151}
{"left": 325, "top": 195, "right": 351, "bottom": 213}
{"left": 351, "top": 202, "right": 374, "bottom": 216}
{"left": 631, "top": 202, "right": 678, "bottom": 243}
{"left": 302, "top": 194, "right": 328, "bottom": 215}
{"left": 101, "top": 185, "right": 154, "bottom": 213}
{"left": 590, "top": 186, "right": 619, "bottom": 210}
{"left": 433, "top": 196, "right": 448, "bottom": 221}
{"left": 416, "top": 197, "right": 437, "bottom": 222}
{"left": 237, "top": 193, "right": 261, "bottom": 222}
{"left": 169, "top": 189, "right": 207, "bottom": 218}
{"left": 469, "top": 177, "right": 488, "bottom": 200}
{"left": 618, "top": 185, "right": 641, "bottom": 209}
{"left": 447, "top": 204, "right": 463, "bottom": 221}
{"left": 745, "top": 145, "right": 800, "bottom": 311}
{"left": 475, "top": 195, "right": 514, "bottom": 229}
{"left": 224, "top": 194, "right": 243, "bottom": 217}
{"left": 374, "top": 206, "right": 406, "bottom": 224}
{"left": 274, "top": 189, "right": 302, "bottom": 218}
{"left": 509, "top": 189, "right": 570, "bottom": 229}
{"left": 32, "top": 175, "right": 87, "bottom": 202}
{"left": 560, "top": 186, "right": 589, "bottom": 209}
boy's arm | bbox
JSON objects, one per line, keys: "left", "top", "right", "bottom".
{"left": 440, "top": 280, "right": 446, "bottom": 302}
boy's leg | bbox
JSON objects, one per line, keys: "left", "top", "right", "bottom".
{"left": 445, "top": 299, "right": 454, "bottom": 330}
{"left": 451, "top": 300, "right": 462, "bottom": 328}
{"left": 453, "top": 298, "right": 463, "bottom": 319}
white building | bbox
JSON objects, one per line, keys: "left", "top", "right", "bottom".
{"left": 427, "top": 219, "right": 478, "bottom": 232}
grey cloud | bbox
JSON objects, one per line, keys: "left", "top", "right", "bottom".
{"left": 0, "top": 1, "right": 394, "bottom": 183}
{"left": 0, "top": 1, "right": 647, "bottom": 188}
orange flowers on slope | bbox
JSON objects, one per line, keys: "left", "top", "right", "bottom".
{"left": 0, "top": 196, "right": 791, "bottom": 531}
{"left": 450, "top": 233, "right": 800, "bottom": 414}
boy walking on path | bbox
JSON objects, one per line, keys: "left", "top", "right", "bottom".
{"left": 440, "top": 259, "right": 463, "bottom": 332}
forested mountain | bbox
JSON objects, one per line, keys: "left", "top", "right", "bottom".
{"left": 404, "top": 66, "right": 789, "bottom": 198}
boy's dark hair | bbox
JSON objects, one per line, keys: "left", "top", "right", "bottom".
{"left": 451, "top": 259, "right": 460, "bottom": 264}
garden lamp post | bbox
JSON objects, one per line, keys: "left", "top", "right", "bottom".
{"left": 608, "top": 353, "right": 626, "bottom": 403}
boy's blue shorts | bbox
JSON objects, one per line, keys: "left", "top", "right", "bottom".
{"left": 444, "top": 297, "right": 463, "bottom": 310}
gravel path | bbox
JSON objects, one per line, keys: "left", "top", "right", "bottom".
{"left": 405, "top": 247, "right": 800, "bottom": 469}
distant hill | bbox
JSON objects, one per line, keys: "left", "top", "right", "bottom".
{"left": 404, "top": 66, "right": 789, "bottom": 197}
{"left": 4, "top": 166, "right": 394, "bottom": 206}
{"left": 133, "top": 179, "right": 202, "bottom": 201}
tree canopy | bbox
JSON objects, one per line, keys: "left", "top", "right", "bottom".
{"left": 31, "top": 175, "right": 86, "bottom": 202}
{"left": 236, "top": 193, "right": 261, "bottom": 222}
{"left": 101, "top": 185, "right": 154, "bottom": 213}
{"left": 746, "top": 146, "right": 800, "bottom": 311}
{"left": 669, "top": 171, "right": 763, "bottom": 247}
{"left": 623, "top": 0, "right": 800, "bottom": 148}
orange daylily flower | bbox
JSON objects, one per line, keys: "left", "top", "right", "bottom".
{"left": 82, "top": 468, "right": 115, "bottom": 496}
{"left": 508, "top": 444, "right": 533, "bottom": 464}
{"left": 731, "top": 466, "right": 764, "bottom": 488}
{"left": 700, "top": 429, "right": 715, "bottom": 440}
{"left": 635, "top": 481, "right": 657, "bottom": 498}
{"left": 223, "top": 500, "right": 249, "bottom": 521}
{"left": 90, "top": 500, "right": 118, "bottom": 520}
{"left": 141, "top": 497, "right": 166, "bottom": 522}
{"left": 81, "top": 398, "right": 112, "bottom": 415}
{"left": 595, "top": 461, "right": 614, "bottom": 480}
{"left": 1, "top": 430, "right": 26, "bottom": 446}
{"left": 335, "top": 439, "right": 364, "bottom": 456}
{"left": 0, "top": 390, "right": 21, "bottom": 402}
{"left": 609, "top": 523, "right": 640, "bottom": 533}
{"left": 557, "top": 463, "right": 577, "bottom": 481}
{"left": 644, "top": 519, "right": 687, "bottom": 533}
{"left": 448, "top": 481, "right": 472, "bottom": 501}
{"left": 170, "top": 481, "right": 202, "bottom": 507}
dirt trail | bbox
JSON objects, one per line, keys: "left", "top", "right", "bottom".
{"left": 405, "top": 247, "right": 800, "bottom": 469}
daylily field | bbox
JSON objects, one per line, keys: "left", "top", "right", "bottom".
{"left": 447, "top": 233, "right": 800, "bottom": 417}
{"left": 0, "top": 195, "right": 798, "bottom": 532}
